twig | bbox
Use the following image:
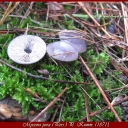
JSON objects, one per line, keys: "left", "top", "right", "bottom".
{"left": 0, "top": 2, "right": 12, "bottom": 25}
{"left": 58, "top": 95, "right": 67, "bottom": 122}
{"left": 0, "top": 2, "right": 20, "bottom": 25}
{"left": 79, "top": 95, "right": 128, "bottom": 121}
{"left": 47, "top": 53, "right": 58, "bottom": 66}
{"left": 77, "top": 2, "right": 112, "bottom": 39}
{"left": 0, "top": 28, "right": 57, "bottom": 36}
{"left": 79, "top": 56, "right": 121, "bottom": 122}
{"left": 20, "top": 2, "right": 34, "bottom": 24}
{"left": 46, "top": 2, "right": 50, "bottom": 24}
{"left": 9, "top": 14, "right": 43, "bottom": 26}
{"left": 0, "top": 59, "right": 90, "bottom": 85}
{"left": 50, "top": 107, "right": 59, "bottom": 121}
{"left": 95, "top": 115, "right": 104, "bottom": 121}
{"left": 105, "top": 85, "right": 128, "bottom": 92}
{"left": 81, "top": 87, "right": 101, "bottom": 109}
{"left": 83, "top": 86, "right": 90, "bottom": 121}
{"left": 121, "top": 2, "right": 128, "bottom": 44}
{"left": 31, "top": 86, "right": 68, "bottom": 122}
{"left": 104, "top": 69, "right": 125, "bottom": 86}
{"left": 32, "top": 98, "right": 48, "bottom": 104}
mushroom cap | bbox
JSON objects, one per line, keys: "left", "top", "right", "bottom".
{"left": 47, "top": 2, "right": 64, "bottom": 11}
{"left": 107, "top": 24, "right": 115, "bottom": 34}
{"left": 59, "top": 30, "right": 87, "bottom": 53}
{"left": 7, "top": 35, "right": 46, "bottom": 64}
{"left": 46, "top": 40, "right": 78, "bottom": 62}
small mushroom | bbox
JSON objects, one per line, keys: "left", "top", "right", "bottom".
{"left": 46, "top": 40, "right": 78, "bottom": 62}
{"left": 47, "top": 2, "right": 64, "bottom": 11}
{"left": 59, "top": 30, "right": 87, "bottom": 53}
{"left": 107, "top": 24, "right": 115, "bottom": 34}
{"left": 7, "top": 35, "right": 46, "bottom": 64}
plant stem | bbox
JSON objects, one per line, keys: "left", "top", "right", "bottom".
{"left": 0, "top": 59, "right": 90, "bottom": 85}
{"left": 79, "top": 55, "right": 121, "bottom": 122}
{"left": 79, "top": 95, "right": 128, "bottom": 121}
{"left": 31, "top": 86, "right": 68, "bottom": 122}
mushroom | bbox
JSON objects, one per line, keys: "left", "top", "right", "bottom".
{"left": 47, "top": 2, "right": 64, "bottom": 11}
{"left": 107, "top": 24, "right": 115, "bottom": 34}
{"left": 46, "top": 40, "right": 78, "bottom": 62}
{"left": 7, "top": 34, "right": 46, "bottom": 64}
{"left": 59, "top": 30, "right": 87, "bottom": 53}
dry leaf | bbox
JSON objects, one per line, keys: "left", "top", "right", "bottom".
{"left": 28, "top": 110, "right": 50, "bottom": 122}
{"left": 105, "top": 42, "right": 114, "bottom": 47}
{"left": 13, "top": 113, "right": 22, "bottom": 117}
{"left": 37, "top": 69, "right": 50, "bottom": 78}
{"left": 0, "top": 104, "right": 12, "bottom": 118}
{"left": 29, "top": 110, "right": 35, "bottom": 115}
{"left": 23, "top": 88, "right": 42, "bottom": 100}
{"left": 10, "top": 107, "right": 21, "bottom": 113}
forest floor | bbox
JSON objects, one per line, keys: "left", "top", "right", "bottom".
{"left": 0, "top": 2, "right": 128, "bottom": 122}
